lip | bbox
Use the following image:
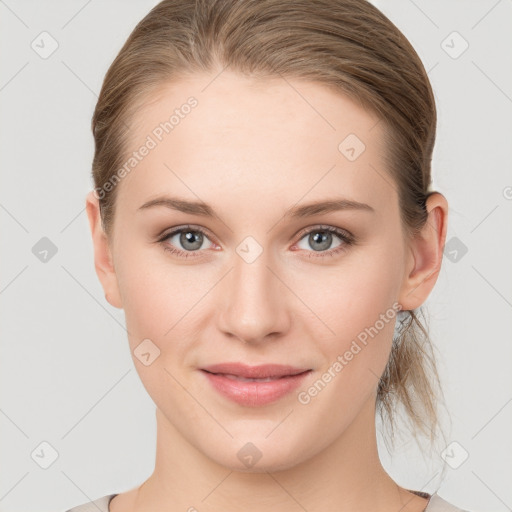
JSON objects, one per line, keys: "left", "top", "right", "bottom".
{"left": 202, "top": 362, "right": 310, "bottom": 379}
{"left": 200, "top": 363, "right": 312, "bottom": 407}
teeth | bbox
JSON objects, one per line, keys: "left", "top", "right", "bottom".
{"left": 222, "top": 374, "right": 279, "bottom": 382}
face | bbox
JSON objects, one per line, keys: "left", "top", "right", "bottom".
{"left": 88, "top": 70, "right": 434, "bottom": 472}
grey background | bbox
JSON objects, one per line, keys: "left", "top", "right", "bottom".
{"left": 0, "top": 1, "right": 511, "bottom": 511}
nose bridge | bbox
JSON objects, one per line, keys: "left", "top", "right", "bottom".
{"left": 218, "top": 238, "right": 289, "bottom": 343}
{"left": 234, "top": 244, "right": 274, "bottom": 301}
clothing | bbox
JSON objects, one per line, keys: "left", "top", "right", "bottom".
{"left": 65, "top": 489, "right": 472, "bottom": 512}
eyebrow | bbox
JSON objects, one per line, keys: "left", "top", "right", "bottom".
{"left": 137, "top": 195, "right": 375, "bottom": 218}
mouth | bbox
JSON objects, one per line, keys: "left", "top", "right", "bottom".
{"left": 201, "top": 362, "right": 311, "bottom": 379}
{"left": 199, "top": 363, "right": 312, "bottom": 406}
{"left": 208, "top": 374, "right": 299, "bottom": 382}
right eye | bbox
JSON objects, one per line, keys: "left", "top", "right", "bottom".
{"left": 158, "top": 225, "right": 217, "bottom": 258}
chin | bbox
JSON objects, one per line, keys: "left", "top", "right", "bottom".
{"left": 206, "top": 435, "right": 314, "bottom": 474}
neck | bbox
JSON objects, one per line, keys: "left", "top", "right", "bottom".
{"left": 126, "top": 396, "right": 426, "bottom": 512}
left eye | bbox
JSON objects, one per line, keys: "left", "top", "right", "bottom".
{"left": 294, "top": 226, "right": 353, "bottom": 256}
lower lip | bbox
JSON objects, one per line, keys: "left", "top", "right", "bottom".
{"left": 201, "top": 370, "right": 311, "bottom": 407}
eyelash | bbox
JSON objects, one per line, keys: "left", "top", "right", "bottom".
{"left": 157, "top": 224, "right": 355, "bottom": 260}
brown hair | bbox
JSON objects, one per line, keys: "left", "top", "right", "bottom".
{"left": 91, "top": 0, "right": 446, "bottom": 448}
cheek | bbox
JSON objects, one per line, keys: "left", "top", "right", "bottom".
{"left": 297, "top": 240, "right": 403, "bottom": 341}
{"left": 114, "top": 249, "right": 202, "bottom": 406}
{"left": 114, "top": 246, "right": 183, "bottom": 350}
{"left": 294, "top": 254, "right": 401, "bottom": 424}
{"left": 293, "top": 239, "right": 404, "bottom": 401}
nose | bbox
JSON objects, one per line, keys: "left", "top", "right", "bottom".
{"left": 217, "top": 246, "right": 292, "bottom": 345}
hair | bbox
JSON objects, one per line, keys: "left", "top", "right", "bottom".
{"left": 91, "top": 0, "right": 447, "bottom": 449}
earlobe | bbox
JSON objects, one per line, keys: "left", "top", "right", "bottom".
{"left": 398, "top": 192, "right": 449, "bottom": 311}
{"left": 85, "top": 191, "right": 123, "bottom": 309}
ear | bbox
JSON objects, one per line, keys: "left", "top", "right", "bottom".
{"left": 398, "top": 192, "right": 448, "bottom": 311}
{"left": 85, "top": 190, "right": 123, "bottom": 309}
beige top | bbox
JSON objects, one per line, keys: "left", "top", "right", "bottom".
{"left": 65, "top": 490, "right": 472, "bottom": 512}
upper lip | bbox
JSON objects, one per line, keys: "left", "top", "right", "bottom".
{"left": 201, "top": 363, "right": 311, "bottom": 379}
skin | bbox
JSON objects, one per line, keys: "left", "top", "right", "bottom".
{"left": 86, "top": 70, "right": 448, "bottom": 512}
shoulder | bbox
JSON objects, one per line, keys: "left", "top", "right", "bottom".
{"left": 64, "top": 493, "right": 117, "bottom": 512}
{"left": 425, "top": 493, "right": 473, "bottom": 512}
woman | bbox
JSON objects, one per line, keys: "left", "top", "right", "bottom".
{"left": 67, "top": 0, "right": 470, "bottom": 510}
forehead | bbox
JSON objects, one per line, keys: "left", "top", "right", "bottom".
{"left": 116, "top": 71, "right": 395, "bottom": 217}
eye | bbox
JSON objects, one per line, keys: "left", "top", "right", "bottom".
{"left": 293, "top": 225, "right": 354, "bottom": 258}
{"left": 157, "top": 225, "right": 216, "bottom": 259}
{"left": 157, "top": 224, "right": 355, "bottom": 260}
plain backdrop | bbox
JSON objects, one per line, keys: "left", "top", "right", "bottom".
{"left": 0, "top": 1, "right": 511, "bottom": 511}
